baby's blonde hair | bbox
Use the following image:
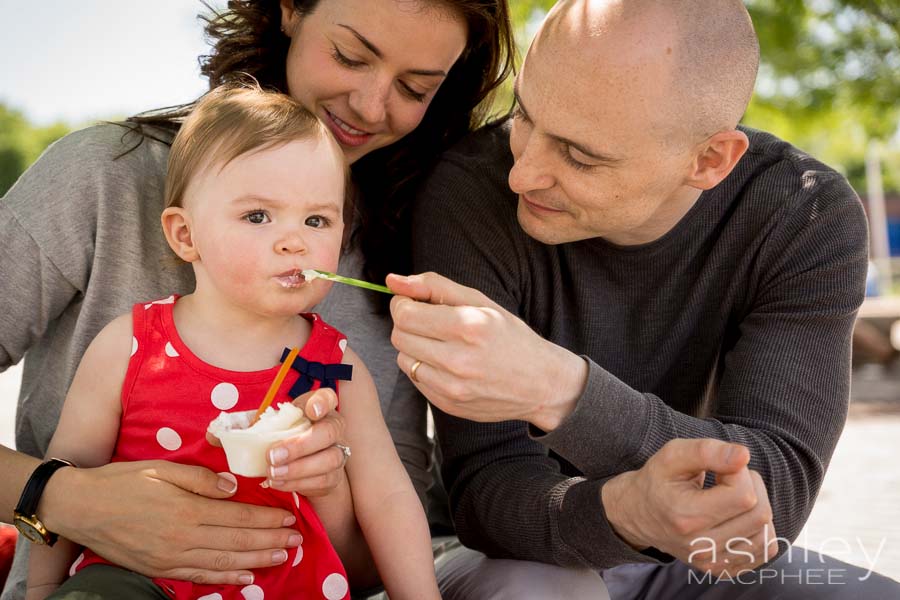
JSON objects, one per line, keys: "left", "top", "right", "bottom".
{"left": 164, "top": 82, "right": 346, "bottom": 210}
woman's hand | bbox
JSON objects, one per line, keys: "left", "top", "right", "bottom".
{"left": 41, "top": 460, "right": 301, "bottom": 585}
{"left": 264, "top": 387, "right": 350, "bottom": 496}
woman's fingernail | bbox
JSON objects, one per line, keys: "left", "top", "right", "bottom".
{"left": 272, "top": 550, "right": 288, "bottom": 564}
{"left": 238, "top": 574, "right": 254, "bottom": 585}
{"left": 216, "top": 473, "right": 238, "bottom": 494}
{"left": 270, "top": 465, "right": 288, "bottom": 478}
{"left": 269, "top": 447, "right": 289, "bottom": 465}
{"left": 288, "top": 534, "right": 303, "bottom": 546}
{"left": 282, "top": 515, "right": 297, "bottom": 527}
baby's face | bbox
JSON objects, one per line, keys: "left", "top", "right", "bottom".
{"left": 184, "top": 136, "right": 345, "bottom": 317}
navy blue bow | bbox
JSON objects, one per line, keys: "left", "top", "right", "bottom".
{"left": 279, "top": 348, "right": 353, "bottom": 398}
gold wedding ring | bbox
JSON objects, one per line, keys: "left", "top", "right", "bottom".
{"left": 410, "top": 360, "right": 423, "bottom": 383}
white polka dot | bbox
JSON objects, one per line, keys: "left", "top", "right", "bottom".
{"left": 211, "top": 382, "right": 239, "bottom": 410}
{"left": 197, "top": 594, "right": 223, "bottom": 600}
{"left": 165, "top": 341, "right": 179, "bottom": 357}
{"left": 292, "top": 492, "right": 300, "bottom": 509}
{"left": 156, "top": 427, "right": 182, "bottom": 451}
{"left": 217, "top": 472, "right": 237, "bottom": 492}
{"left": 131, "top": 337, "right": 138, "bottom": 357}
{"left": 240, "top": 584, "right": 265, "bottom": 600}
{"left": 292, "top": 544, "right": 304, "bottom": 567}
{"left": 322, "top": 573, "right": 348, "bottom": 600}
{"left": 338, "top": 339, "right": 347, "bottom": 353}
{"left": 68, "top": 552, "right": 84, "bottom": 577}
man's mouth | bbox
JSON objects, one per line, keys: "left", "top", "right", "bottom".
{"left": 521, "top": 194, "right": 566, "bottom": 214}
{"left": 324, "top": 109, "right": 374, "bottom": 147}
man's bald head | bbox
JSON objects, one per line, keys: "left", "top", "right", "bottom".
{"left": 534, "top": 0, "right": 759, "bottom": 143}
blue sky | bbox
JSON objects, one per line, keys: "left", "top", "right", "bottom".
{"left": 1, "top": 1, "right": 224, "bottom": 125}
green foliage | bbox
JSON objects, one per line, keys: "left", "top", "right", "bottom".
{"left": 0, "top": 104, "right": 70, "bottom": 196}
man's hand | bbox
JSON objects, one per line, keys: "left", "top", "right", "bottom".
{"left": 602, "top": 438, "right": 777, "bottom": 577}
{"left": 41, "top": 461, "right": 302, "bottom": 585}
{"left": 387, "top": 272, "right": 588, "bottom": 431}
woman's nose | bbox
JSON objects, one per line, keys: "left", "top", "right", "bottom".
{"left": 348, "top": 77, "right": 390, "bottom": 127}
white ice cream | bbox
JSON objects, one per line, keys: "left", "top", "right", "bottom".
{"left": 208, "top": 403, "right": 311, "bottom": 477}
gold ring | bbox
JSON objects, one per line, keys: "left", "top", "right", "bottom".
{"left": 410, "top": 360, "right": 423, "bottom": 383}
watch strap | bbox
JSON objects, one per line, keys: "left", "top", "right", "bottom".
{"left": 15, "top": 458, "right": 76, "bottom": 517}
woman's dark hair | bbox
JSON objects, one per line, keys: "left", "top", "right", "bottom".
{"left": 130, "top": 0, "right": 515, "bottom": 293}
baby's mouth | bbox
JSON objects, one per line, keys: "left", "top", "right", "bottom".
{"left": 275, "top": 269, "right": 307, "bottom": 288}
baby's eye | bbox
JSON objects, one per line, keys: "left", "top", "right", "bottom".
{"left": 243, "top": 210, "right": 270, "bottom": 224}
{"left": 305, "top": 215, "right": 331, "bottom": 228}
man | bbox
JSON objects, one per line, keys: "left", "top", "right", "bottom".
{"left": 389, "top": 0, "right": 899, "bottom": 596}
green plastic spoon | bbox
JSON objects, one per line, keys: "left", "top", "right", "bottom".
{"left": 301, "top": 269, "right": 393, "bottom": 294}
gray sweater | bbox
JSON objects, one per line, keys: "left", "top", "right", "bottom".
{"left": 1, "top": 124, "right": 430, "bottom": 599}
{"left": 413, "top": 121, "right": 868, "bottom": 568}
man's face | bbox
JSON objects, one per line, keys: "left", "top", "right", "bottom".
{"left": 508, "top": 23, "right": 700, "bottom": 247}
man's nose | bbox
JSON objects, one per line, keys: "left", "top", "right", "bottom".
{"left": 508, "top": 137, "right": 555, "bottom": 194}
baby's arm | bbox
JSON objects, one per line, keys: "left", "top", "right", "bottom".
{"left": 338, "top": 348, "right": 440, "bottom": 600}
{"left": 25, "top": 315, "right": 131, "bottom": 600}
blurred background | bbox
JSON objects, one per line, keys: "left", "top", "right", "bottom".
{"left": 1, "top": 0, "right": 898, "bottom": 582}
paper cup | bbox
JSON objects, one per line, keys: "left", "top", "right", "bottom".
{"left": 209, "top": 407, "right": 311, "bottom": 477}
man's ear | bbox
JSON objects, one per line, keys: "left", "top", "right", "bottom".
{"left": 161, "top": 207, "right": 200, "bottom": 263}
{"left": 684, "top": 129, "right": 749, "bottom": 191}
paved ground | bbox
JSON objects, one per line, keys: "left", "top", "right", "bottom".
{"left": 2, "top": 362, "right": 898, "bottom": 582}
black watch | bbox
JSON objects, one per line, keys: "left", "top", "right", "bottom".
{"left": 13, "top": 458, "right": 76, "bottom": 546}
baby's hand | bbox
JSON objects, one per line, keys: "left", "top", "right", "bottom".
{"left": 264, "top": 388, "right": 350, "bottom": 496}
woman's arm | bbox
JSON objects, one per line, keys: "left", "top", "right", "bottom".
{"left": 339, "top": 348, "right": 440, "bottom": 600}
{"left": 26, "top": 315, "right": 130, "bottom": 598}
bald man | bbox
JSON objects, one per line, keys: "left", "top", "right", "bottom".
{"left": 389, "top": 0, "right": 900, "bottom": 598}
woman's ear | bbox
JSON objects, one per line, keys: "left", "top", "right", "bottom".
{"left": 161, "top": 207, "right": 200, "bottom": 262}
{"left": 280, "top": 0, "right": 300, "bottom": 36}
{"left": 684, "top": 129, "right": 750, "bottom": 191}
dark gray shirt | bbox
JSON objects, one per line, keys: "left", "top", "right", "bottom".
{"left": 414, "top": 121, "right": 867, "bottom": 568}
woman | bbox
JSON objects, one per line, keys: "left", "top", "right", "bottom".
{"left": 0, "top": 0, "right": 513, "bottom": 597}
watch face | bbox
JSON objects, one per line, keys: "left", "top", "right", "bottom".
{"left": 15, "top": 520, "right": 44, "bottom": 543}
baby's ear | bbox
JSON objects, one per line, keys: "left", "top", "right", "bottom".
{"left": 161, "top": 207, "right": 200, "bottom": 262}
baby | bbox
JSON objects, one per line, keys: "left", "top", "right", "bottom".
{"left": 26, "top": 84, "right": 439, "bottom": 600}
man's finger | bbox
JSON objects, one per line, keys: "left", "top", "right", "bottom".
{"left": 655, "top": 438, "right": 750, "bottom": 480}
{"left": 386, "top": 272, "right": 492, "bottom": 307}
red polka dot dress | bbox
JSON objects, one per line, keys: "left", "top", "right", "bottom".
{"left": 72, "top": 296, "right": 352, "bottom": 600}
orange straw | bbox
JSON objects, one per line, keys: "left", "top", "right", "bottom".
{"left": 250, "top": 347, "right": 300, "bottom": 426}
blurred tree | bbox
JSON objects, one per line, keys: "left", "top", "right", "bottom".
{"left": 0, "top": 104, "right": 69, "bottom": 196}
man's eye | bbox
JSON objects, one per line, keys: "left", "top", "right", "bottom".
{"left": 305, "top": 215, "right": 330, "bottom": 228}
{"left": 243, "top": 211, "right": 270, "bottom": 224}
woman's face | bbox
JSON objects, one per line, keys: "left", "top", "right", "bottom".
{"left": 280, "top": 0, "right": 468, "bottom": 164}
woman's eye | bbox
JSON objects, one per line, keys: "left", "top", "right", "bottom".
{"left": 332, "top": 46, "right": 364, "bottom": 68}
{"left": 243, "top": 210, "right": 270, "bottom": 224}
{"left": 401, "top": 82, "right": 427, "bottom": 103}
{"left": 305, "top": 215, "right": 330, "bottom": 228}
